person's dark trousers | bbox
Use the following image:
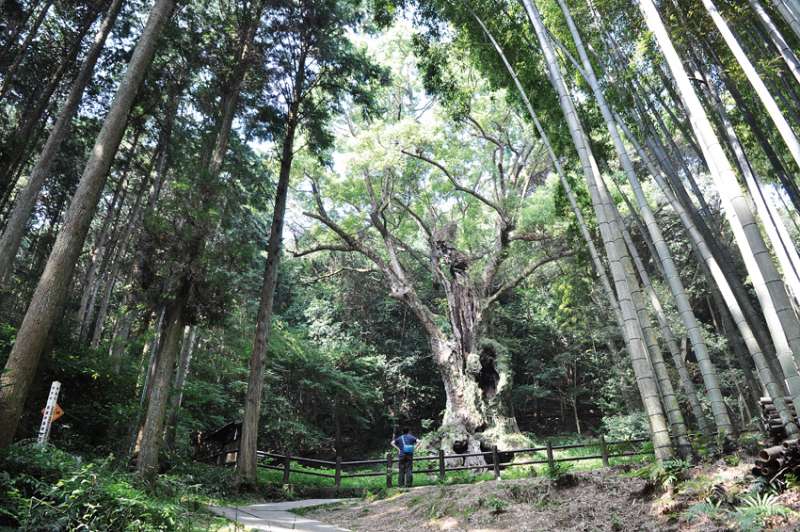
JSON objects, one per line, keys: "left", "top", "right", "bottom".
{"left": 398, "top": 454, "right": 413, "bottom": 487}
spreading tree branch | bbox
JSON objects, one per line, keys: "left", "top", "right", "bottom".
{"left": 401, "top": 149, "right": 504, "bottom": 216}
{"left": 292, "top": 243, "right": 355, "bottom": 257}
{"left": 485, "top": 250, "right": 575, "bottom": 307}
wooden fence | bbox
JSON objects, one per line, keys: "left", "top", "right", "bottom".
{"left": 252, "top": 435, "right": 651, "bottom": 488}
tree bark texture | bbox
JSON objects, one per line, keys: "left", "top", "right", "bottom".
{"left": 0, "top": 0, "right": 176, "bottom": 449}
{"left": 0, "top": 0, "right": 124, "bottom": 285}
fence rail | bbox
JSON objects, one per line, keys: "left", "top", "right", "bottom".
{"left": 251, "top": 435, "right": 652, "bottom": 488}
{"left": 198, "top": 429, "right": 762, "bottom": 489}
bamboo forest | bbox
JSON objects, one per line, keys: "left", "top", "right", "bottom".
{"left": 5, "top": 0, "right": 800, "bottom": 529}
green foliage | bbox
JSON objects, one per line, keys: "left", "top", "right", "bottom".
{"left": 629, "top": 458, "right": 691, "bottom": 490}
{"left": 784, "top": 472, "right": 800, "bottom": 490}
{"left": 600, "top": 413, "right": 650, "bottom": 441}
{"left": 0, "top": 444, "right": 194, "bottom": 531}
{"left": 732, "top": 493, "right": 792, "bottom": 531}
{"left": 480, "top": 495, "right": 509, "bottom": 514}
{"left": 685, "top": 498, "right": 726, "bottom": 523}
{"left": 723, "top": 454, "right": 741, "bottom": 467}
{"left": 545, "top": 460, "right": 573, "bottom": 482}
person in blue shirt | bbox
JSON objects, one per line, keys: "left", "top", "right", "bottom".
{"left": 391, "top": 427, "right": 418, "bottom": 488}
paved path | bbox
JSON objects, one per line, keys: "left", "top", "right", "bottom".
{"left": 210, "top": 499, "right": 352, "bottom": 531}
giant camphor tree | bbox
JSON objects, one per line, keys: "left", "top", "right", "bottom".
{"left": 299, "top": 46, "right": 572, "bottom": 460}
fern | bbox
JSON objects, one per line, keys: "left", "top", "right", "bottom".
{"left": 684, "top": 498, "right": 725, "bottom": 522}
{"left": 733, "top": 493, "right": 791, "bottom": 532}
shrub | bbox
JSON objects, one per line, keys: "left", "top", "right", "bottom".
{"left": 0, "top": 443, "right": 191, "bottom": 531}
{"left": 600, "top": 413, "right": 649, "bottom": 441}
{"left": 483, "top": 495, "right": 508, "bottom": 514}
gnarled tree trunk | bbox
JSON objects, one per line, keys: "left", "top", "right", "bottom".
{"left": 427, "top": 279, "right": 520, "bottom": 464}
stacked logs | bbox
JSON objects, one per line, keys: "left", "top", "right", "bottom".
{"left": 752, "top": 440, "right": 800, "bottom": 479}
{"left": 759, "top": 397, "right": 797, "bottom": 444}
{"left": 752, "top": 398, "right": 800, "bottom": 480}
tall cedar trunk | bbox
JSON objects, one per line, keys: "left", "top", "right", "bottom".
{"left": 90, "top": 266, "right": 119, "bottom": 349}
{"left": 164, "top": 326, "right": 196, "bottom": 450}
{"left": 519, "top": 0, "right": 673, "bottom": 460}
{"left": 238, "top": 19, "right": 303, "bottom": 484}
{"left": 0, "top": 0, "right": 175, "bottom": 449}
{"left": 109, "top": 292, "right": 134, "bottom": 373}
{"left": 136, "top": 2, "right": 264, "bottom": 477}
{"left": 0, "top": 122, "right": 47, "bottom": 221}
{"left": 0, "top": 0, "right": 123, "bottom": 285}
{"left": 77, "top": 132, "right": 140, "bottom": 341}
{"left": 120, "top": 74, "right": 185, "bottom": 381}
{"left": 236, "top": 116, "right": 297, "bottom": 485}
{"left": 558, "top": 0, "right": 729, "bottom": 436}
{"left": 0, "top": 0, "right": 52, "bottom": 104}
{"left": 0, "top": 8, "right": 94, "bottom": 201}
{"left": 89, "top": 160, "right": 151, "bottom": 349}
{"left": 129, "top": 306, "right": 164, "bottom": 455}
{"left": 136, "top": 285, "right": 188, "bottom": 478}
{"left": 615, "top": 116, "right": 800, "bottom": 435}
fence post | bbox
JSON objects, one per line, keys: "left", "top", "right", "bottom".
{"left": 600, "top": 435, "right": 609, "bottom": 467}
{"left": 492, "top": 445, "right": 500, "bottom": 480}
{"left": 335, "top": 455, "right": 342, "bottom": 489}
{"left": 438, "top": 449, "right": 445, "bottom": 482}
{"left": 283, "top": 452, "right": 291, "bottom": 484}
{"left": 546, "top": 441, "right": 554, "bottom": 471}
{"left": 385, "top": 452, "right": 393, "bottom": 488}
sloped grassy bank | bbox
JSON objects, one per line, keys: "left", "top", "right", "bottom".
{"left": 307, "top": 453, "right": 800, "bottom": 531}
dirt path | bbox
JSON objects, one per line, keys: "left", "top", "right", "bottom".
{"left": 210, "top": 499, "right": 352, "bottom": 531}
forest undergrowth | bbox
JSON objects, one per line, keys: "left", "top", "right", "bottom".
{"left": 4, "top": 434, "right": 795, "bottom": 531}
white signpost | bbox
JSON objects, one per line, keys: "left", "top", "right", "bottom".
{"left": 37, "top": 381, "right": 61, "bottom": 446}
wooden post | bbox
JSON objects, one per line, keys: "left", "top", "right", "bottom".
{"left": 546, "top": 440, "right": 555, "bottom": 471}
{"left": 492, "top": 445, "right": 500, "bottom": 480}
{"left": 282, "top": 452, "right": 291, "bottom": 484}
{"left": 600, "top": 435, "right": 609, "bottom": 467}
{"left": 335, "top": 455, "right": 342, "bottom": 489}
{"left": 385, "top": 452, "right": 393, "bottom": 488}
{"left": 438, "top": 449, "right": 445, "bottom": 482}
